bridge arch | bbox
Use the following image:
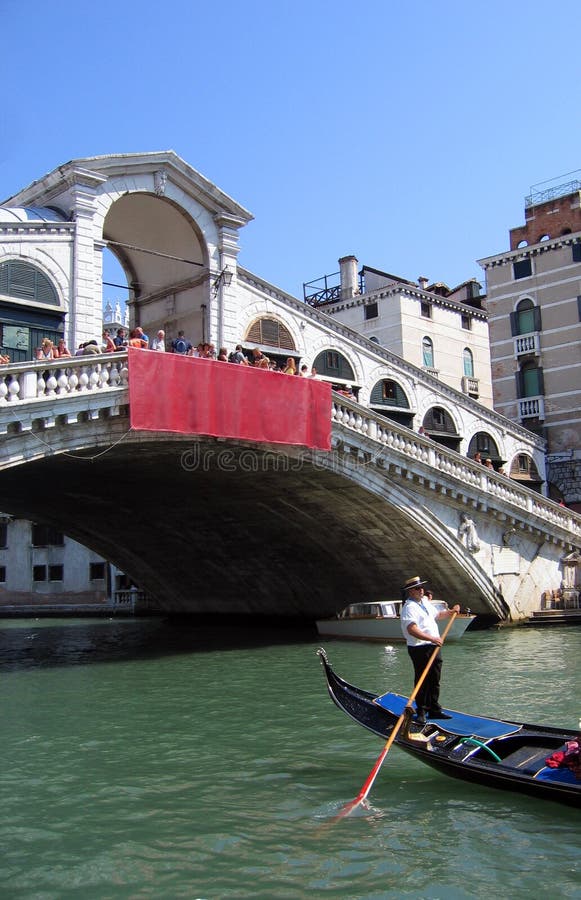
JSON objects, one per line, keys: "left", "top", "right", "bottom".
{"left": 0, "top": 422, "right": 506, "bottom": 620}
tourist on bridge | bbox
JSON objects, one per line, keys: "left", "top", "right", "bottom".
{"left": 113, "top": 328, "right": 127, "bottom": 349}
{"left": 400, "top": 575, "right": 460, "bottom": 725}
{"left": 228, "top": 344, "right": 246, "bottom": 364}
{"left": 36, "top": 338, "right": 56, "bottom": 360}
{"left": 151, "top": 330, "right": 166, "bottom": 352}
{"left": 55, "top": 339, "right": 71, "bottom": 358}
{"left": 102, "top": 330, "right": 117, "bottom": 352}
{"left": 171, "top": 331, "right": 192, "bottom": 355}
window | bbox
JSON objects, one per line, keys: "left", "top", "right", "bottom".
{"left": 510, "top": 298, "right": 542, "bottom": 336}
{"left": 382, "top": 381, "right": 396, "bottom": 401}
{"left": 364, "top": 302, "right": 378, "bottom": 320}
{"left": 468, "top": 432, "right": 499, "bottom": 459}
{"left": 48, "top": 565, "right": 63, "bottom": 582}
{"left": 513, "top": 259, "right": 532, "bottom": 280}
{"left": 313, "top": 349, "right": 355, "bottom": 382}
{"left": 461, "top": 313, "right": 472, "bottom": 330}
{"left": 516, "top": 360, "right": 544, "bottom": 398}
{"left": 0, "top": 566, "right": 5, "bottom": 583}
{"left": 31, "top": 524, "right": 64, "bottom": 547}
{"left": 244, "top": 317, "right": 296, "bottom": 351}
{"left": 421, "top": 302, "right": 431, "bottom": 318}
{"left": 518, "top": 454, "right": 531, "bottom": 474}
{"left": 0, "top": 523, "right": 6, "bottom": 548}
{"left": 422, "top": 336, "right": 434, "bottom": 368}
{"left": 463, "top": 348, "right": 474, "bottom": 377}
{"left": 90, "top": 562, "right": 106, "bottom": 581}
{"left": 432, "top": 408, "right": 445, "bottom": 428}
{"left": 572, "top": 243, "right": 581, "bottom": 263}
{"left": 0, "top": 259, "right": 59, "bottom": 305}
{"left": 33, "top": 565, "right": 47, "bottom": 582}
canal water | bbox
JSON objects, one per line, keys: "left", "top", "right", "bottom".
{"left": 1, "top": 618, "right": 580, "bottom": 899}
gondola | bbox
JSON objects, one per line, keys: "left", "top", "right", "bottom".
{"left": 317, "top": 648, "right": 581, "bottom": 807}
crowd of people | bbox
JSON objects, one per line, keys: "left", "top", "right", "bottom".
{"left": 29, "top": 329, "right": 321, "bottom": 378}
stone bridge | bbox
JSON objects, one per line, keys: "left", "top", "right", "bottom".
{"left": 0, "top": 353, "right": 579, "bottom": 623}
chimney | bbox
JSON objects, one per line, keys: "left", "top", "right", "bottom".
{"left": 418, "top": 276, "right": 429, "bottom": 291}
{"left": 339, "top": 255, "right": 359, "bottom": 300}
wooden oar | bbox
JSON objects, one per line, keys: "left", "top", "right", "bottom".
{"left": 333, "top": 611, "right": 458, "bottom": 822}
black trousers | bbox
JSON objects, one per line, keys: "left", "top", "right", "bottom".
{"left": 407, "top": 644, "right": 442, "bottom": 714}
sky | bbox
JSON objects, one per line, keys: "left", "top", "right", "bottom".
{"left": 2, "top": 0, "right": 581, "bottom": 305}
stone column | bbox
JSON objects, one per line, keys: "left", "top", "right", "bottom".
{"left": 67, "top": 168, "right": 108, "bottom": 347}
{"left": 214, "top": 213, "right": 246, "bottom": 349}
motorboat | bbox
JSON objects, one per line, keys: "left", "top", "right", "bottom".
{"left": 315, "top": 600, "right": 475, "bottom": 642}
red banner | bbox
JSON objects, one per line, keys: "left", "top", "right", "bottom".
{"left": 128, "top": 348, "right": 332, "bottom": 450}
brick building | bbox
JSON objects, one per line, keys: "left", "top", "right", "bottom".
{"left": 478, "top": 174, "right": 581, "bottom": 510}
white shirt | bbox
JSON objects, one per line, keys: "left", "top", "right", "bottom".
{"left": 400, "top": 598, "right": 439, "bottom": 647}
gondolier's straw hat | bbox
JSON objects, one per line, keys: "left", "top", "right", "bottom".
{"left": 403, "top": 575, "right": 428, "bottom": 591}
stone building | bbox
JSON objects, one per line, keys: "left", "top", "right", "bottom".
{"left": 0, "top": 514, "right": 141, "bottom": 612}
{"left": 478, "top": 174, "right": 581, "bottom": 510}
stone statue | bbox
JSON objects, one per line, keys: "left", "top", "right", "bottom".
{"left": 458, "top": 512, "right": 480, "bottom": 553}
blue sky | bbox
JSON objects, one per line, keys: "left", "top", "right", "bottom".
{"left": 2, "top": 0, "right": 581, "bottom": 304}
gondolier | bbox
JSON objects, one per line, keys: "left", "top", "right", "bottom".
{"left": 400, "top": 575, "right": 460, "bottom": 724}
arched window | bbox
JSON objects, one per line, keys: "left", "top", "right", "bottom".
{"left": 422, "top": 336, "right": 434, "bottom": 368}
{"left": 244, "top": 317, "right": 296, "bottom": 351}
{"left": 422, "top": 406, "right": 461, "bottom": 451}
{"left": 370, "top": 379, "right": 410, "bottom": 409}
{"left": 312, "top": 349, "right": 355, "bottom": 382}
{"left": 467, "top": 432, "right": 500, "bottom": 460}
{"left": 463, "top": 348, "right": 474, "bottom": 377}
{"left": 510, "top": 298, "right": 541, "bottom": 336}
{"left": 509, "top": 453, "right": 541, "bottom": 486}
{"left": 0, "top": 259, "right": 59, "bottom": 306}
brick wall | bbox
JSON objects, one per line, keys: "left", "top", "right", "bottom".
{"left": 510, "top": 192, "right": 581, "bottom": 249}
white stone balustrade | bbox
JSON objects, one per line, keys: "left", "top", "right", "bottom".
{"left": 0, "top": 355, "right": 578, "bottom": 547}
{"left": 331, "top": 395, "right": 581, "bottom": 544}
{"left": 0, "top": 353, "right": 128, "bottom": 404}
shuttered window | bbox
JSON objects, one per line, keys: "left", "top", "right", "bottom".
{"left": 245, "top": 317, "right": 296, "bottom": 350}
{"left": 0, "top": 260, "right": 59, "bottom": 306}
{"left": 370, "top": 379, "right": 410, "bottom": 408}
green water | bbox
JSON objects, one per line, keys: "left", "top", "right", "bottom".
{"left": 1, "top": 618, "right": 580, "bottom": 899}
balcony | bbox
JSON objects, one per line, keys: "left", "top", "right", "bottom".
{"left": 514, "top": 333, "right": 541, "bottom": 358}
{"left": 518, "top": 396, "right": 545, "bottom": 420}
{"left": 461, "top": 375, "right": 479, "bottom": 398}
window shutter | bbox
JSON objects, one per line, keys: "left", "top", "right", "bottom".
{"left": 532, "top": 306, "right": 542, "bottom": 332}
{"left": 509, "top": 311, "right": 519, "bottom": 336}
{"left": 515, "top": 370, "right": 524, "bottom": 399}
{"left": 537, "top": 367, "right": 545, "bottom": 396}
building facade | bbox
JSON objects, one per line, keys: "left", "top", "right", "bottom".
{"left": 0, "top": 515, "right": 139, "bottom": 611}
{"left": 478, "top": 177, "right": 581, "bottom": 510}
{"left": 303, "top": 256, "right": 493, "bottom": 408}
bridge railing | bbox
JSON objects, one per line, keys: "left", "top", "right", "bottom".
{"left": 0, "top": 352, "right": 129, "bottom": 403}
{"left": 331, "top": 395, "right": 581, "bottom": 542}
{"left": 0, "top": 353, "right": 578, "bottom": 542}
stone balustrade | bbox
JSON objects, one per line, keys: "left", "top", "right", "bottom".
{"left": 0, "top": 353, "right": 129, "bottom": 404}
{"left": 0, "top": 353, "right": 578, "bottom": 546}
{"left": 331, "top": 395, "right": 581, "bottom": 543}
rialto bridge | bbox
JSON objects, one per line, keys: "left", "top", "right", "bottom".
{"left": 0, "top": 353, "right": 579, "bottom": 624}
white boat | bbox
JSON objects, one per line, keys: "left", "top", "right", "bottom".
{"left": 315, "top": 600, "right": 475, "bottom": 642}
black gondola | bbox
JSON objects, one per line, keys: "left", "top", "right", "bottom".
{"left": 317, "top": 648, "right": 581, "bottom": 808}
